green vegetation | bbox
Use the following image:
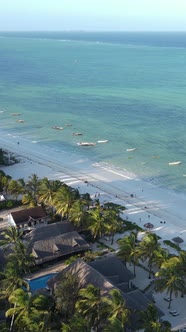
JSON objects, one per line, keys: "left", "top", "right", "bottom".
{"left": 163, "top": 240, "right": 180, "bottom": 251}
{"left": 0, "top": 149, "right": 18, "bottom": 166}
{"left": 0, "top": 167, "right": 185, "bottom": 331}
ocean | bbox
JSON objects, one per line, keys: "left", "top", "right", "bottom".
{"left": 0, "top": 31, "right": 186, "bottom": 193}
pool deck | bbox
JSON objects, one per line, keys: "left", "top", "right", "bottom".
{"left": 25, "top": 261, "right": 67, "bottom": 280}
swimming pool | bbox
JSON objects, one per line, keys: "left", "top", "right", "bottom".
{"left": 26, "top": 273, "right": 57, "bottom": 291}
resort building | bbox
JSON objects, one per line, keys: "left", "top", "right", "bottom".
{"left": 24, "top": 221, "right": 90, "bottom": 265}
{"left": 47, "top": 256, "right": 163, "bottom": 330}
{"left": 8, "top": 206, "right": 48, "bottom": 230}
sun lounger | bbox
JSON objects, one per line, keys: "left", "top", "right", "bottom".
{"left": 169, "top": 310, "right": 177, "bottom": 314}
{"left": 164, "top": 297, "right": 170, "bottom": 302}
{"left": 169, "top": 311, "right": 180, "bottom": 316}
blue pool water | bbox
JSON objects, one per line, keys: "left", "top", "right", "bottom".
{"left": 27, "top": 273, "right": 57, "bottom": 291}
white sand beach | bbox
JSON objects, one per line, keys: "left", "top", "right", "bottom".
{"left": 1, "top": 138, "right": 186, "bottom": 329}
{"left": 1, "top": 137, "right": 186, "bottom": 252}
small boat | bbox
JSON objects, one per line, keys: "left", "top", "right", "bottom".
{"left": 73, "top": 133, "right": 83, "bottom": 136}
{"left": 77, "top": 142, "right": 96, "bottom": 146}
{"left": 126, "top": 148, "right": 136, "bottom": 152}
{"left": 16, "top": 119, "right": 24, "bottom": 123}
{"left": 11, "top": 113, "right": 21, "bottom": 116}
{"left": 65, "top": 124, "right": 72, "bottom": 127}
{"left": 52, "top": 126, "right": 63, "bottom": 130}
{"left": 97, "top": 140, "right": 109, "bottom": 143}
{"left": 169, "top": 161, "right": 182, "bottom": 166}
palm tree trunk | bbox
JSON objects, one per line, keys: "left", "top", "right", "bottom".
{"left": 133, "top": 263, "right": 136, "bottom": 277}
{"left": 168, "top": 290, "right": 173, "bottom": 309}
{"left": 9, "top": 302, "right": 16, "bottom": 332}
{"left": 148, "top": 261, "right": 152, "bottom": 279}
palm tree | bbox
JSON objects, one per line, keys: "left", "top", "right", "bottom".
{"left": 17, "top": 177, "right": 26, "bottom": 192}
{"left": 11, "top": 240, "right": 35, "bottom": 274}
{"left": 76, "top": 284, "right": 108, "bottom": 332}
{"left": 61, "top": 314, "right": 89, "bottom": 332}
{"left": 81, "top": 193, "right": 92, "bottom": 210}
{"left": 24, "top": 173, "right": 41, "bottom": 206}
{"left": 139, "top": 303, "right": 159, "bottom": 331}
{"left": 139, "top": 233, "right": 161, "bottom": 278}
{"left": 55, "top": 272, "right": 80, "bottom": 320}
{"left": 22, "top": 192, "right": 37, "bottom": 207}
{"left": 105, "top": 209, "right": 122, "bottom": 245}
{"left": 152, "top": 247, "right": 171, "bottom": 269}
{"left": 0, "top": 226, "right": 23, "bottom": 249}
{"left": 117, "top": 232, "right": 139, "bottom": 276}
{"left": 39, "top": 178, "right": 63, "bottom": 205}
{"left": 0, "top": 174, "right": 11, "bottom": 194}
{"left": 7, "top": 179, "right": 23, "bottom": 200}
{"left": 105, "top": 289, "right": 130, "bottom": 330}
{"left": 0, "top": 260, "right": 29, "bottom": 300}
{"left": 0, "top": 226, "right": 35, "bottom": 273}
{"left": 87, "top": 205, "right": 108, "bottom": 240}
{"left": 154, "top": 257, "right": 185, "bottom": 308}
{"left": 69, "top": 200, "right": 88, "bottom": 229}
{"left": 53, "top": 186, "right": 77, "bottom": 219}
{"left": 6, "top": 288, "right": 54, "bottom": 332}
{"left": 103, "top": 317, "right": 124, "bottom": 332}
{"left": 178, "top": 250, "right": 186, "bottom": 277}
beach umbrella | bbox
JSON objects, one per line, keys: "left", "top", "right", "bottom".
{"left": 172, "top": 236, "right": 184, "bottom": 245}
{"left": 144, "top": 222, "right": 154, "bottom": 230}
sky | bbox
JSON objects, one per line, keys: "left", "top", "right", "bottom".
{"left": 1, "top": 0, "right": 186, "bottom": 31}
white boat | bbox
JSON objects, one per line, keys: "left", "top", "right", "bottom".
{"left": 169, "top": 161, "right": 182, "bottom": 166}
{"left": 52, "top": 126, "right": 63, "bottom": 130}
{"left": 126, "top": 148, "right": 136, "bottom": 152}
{"left": 77, "top": 142, "right": 96, "bottom": 146}
{"left": 11, "top": 113, "right": 21, "bottom": 116}
{"left": 97, "top": 140, "right": 109, "bottom": 143}
{"left": 16, "top": 119, "right": 24, "bottom": 123}
{"left": 73, "top": 132, "right": 83, "bottom": 136}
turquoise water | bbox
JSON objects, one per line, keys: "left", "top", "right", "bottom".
{"left": 0, "top": 32, "right": 186, "bottom": 193}
{"left": 26, "top": 273, "right": 57, "bottom": 291}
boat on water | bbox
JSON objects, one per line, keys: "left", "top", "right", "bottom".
{"left": 77, "top": 142, "right": 96, "bottom": 146}
{"left": 168, "top": 161, "right": 182, "bottom": 166}
{"left": 52, "top": 126, "right": 63, "bottom": 130}
{"left": 97, "top": 140, "right": 109, "bottom": 143}
{"left": 11, "top": 113, "right": 21, "bottom": 116}
{"left": 126, "top": 148, "right": 136, "bottom": 152}
{"left": 16, "top": 119, "right": 24, "bottom": 123}
{"left": 73, "top": 133, "right": 83, "bottom": 136}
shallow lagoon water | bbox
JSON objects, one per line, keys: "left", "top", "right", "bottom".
{"left": 0, "top": 32, "right": 186, "bottom": 193}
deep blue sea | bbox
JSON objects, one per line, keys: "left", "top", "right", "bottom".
{"left": 0, "top": 31, "right": 186, "bottom": 193}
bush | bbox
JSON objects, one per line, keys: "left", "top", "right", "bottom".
{"left": 122, "top": 220, "right": 143, "bottom": 232}
{"left": 64, "top": 254, "right": 81, "bottom": 265}
{"left": 0, "top": 199, "right": 22, "bottom": 211}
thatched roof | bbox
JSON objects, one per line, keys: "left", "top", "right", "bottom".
{"left": 47, "top": 258, "right": 154, "bottom": 312}
{"left": 28, "top": 232, "right": 90, "bottom": 265}
{"left": 10, "top": 206, "right": 47, "bottom": 225}
{"left": 47, "top": 258, "right": 115, "bottom": 295}
{"left": 89, "top": 256, "right": 134, "bottom": 283}
{"left": 24, "top": 221, "right": 74, "bottom": 243}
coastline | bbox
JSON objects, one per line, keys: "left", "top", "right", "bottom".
{"left": 1, "top": 135, "right": 186, "bottom": 252}
{"left": 1, "top": 135, "right": 186, "bottom": 330}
